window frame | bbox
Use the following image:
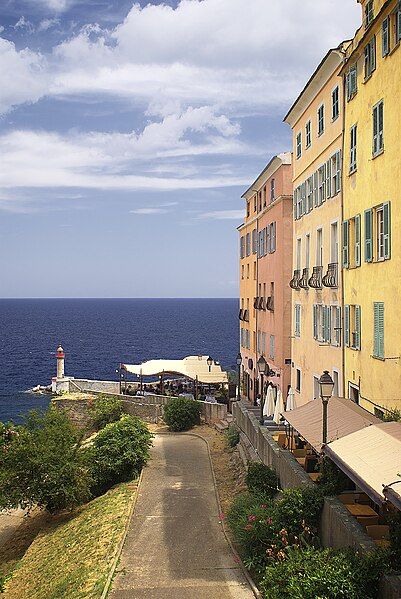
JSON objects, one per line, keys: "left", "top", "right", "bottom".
{"left": 296, "top": 132, "right": 302, "bottom": 159}
{"left": 373, "top": 100, "right": 384, "bottom": 157}
{"left": 306, "top": 120, "right": 312, "bottom": 148}
{"left": 364, "top": 36, "right": 376, "bottom": 80}
{"left": 382, "top": 16, "right": 390, "bottom": 56}
{"left": 332, "top": 86, "right": 340, "bottom": 121}
{"left": 317, "top": 104, "right": 325, "bottom": 136}
{"left": 350, "top": 124, "right": 357, "bottom": 173}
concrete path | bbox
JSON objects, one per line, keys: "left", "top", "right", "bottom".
{"left": 109, "top": 434, "right": 255, "bottom": 599}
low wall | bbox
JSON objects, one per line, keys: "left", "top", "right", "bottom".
{"left": 53, "top": 393, "right": 227, "bottom": 428}
{"left": 70, "top": 379, "right": 121, "bottom": 394}
{"left": 232, "top": 402, "right": 377, "bottom": 553}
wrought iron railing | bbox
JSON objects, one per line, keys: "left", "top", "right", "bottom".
{"left": 299, "top": 268, "right": 309, "bottom": 290}
{"left": 266, "top": 296, "right": 274, "bottom": 311}
{"left": 322, "top": 263, "right": 338, "bottom": 288}
{"left": 308, "top": 265, "right": 323, "bottom": 289}
{"left": 289, "top": 269, "right": 301, "bottom": 290}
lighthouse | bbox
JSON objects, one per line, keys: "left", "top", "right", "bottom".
{"left": 56, "top": 344, "right": 65, "bottom": 379}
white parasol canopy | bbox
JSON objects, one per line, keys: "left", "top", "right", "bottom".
{"left": 273, "top": 388, "right": 284, "bottom": 424}
{"left": 263, "top": 385, "right": 276, "bottom": 418}
{"left": 285, "top": 387, "right": 296, "bottom": 412}
{"left": 122, "top": 355, "right": 228, "bottom": 384}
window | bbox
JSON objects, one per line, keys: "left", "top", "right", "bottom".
{"left": 269, "top": 335, "right": 275, "bottom": 360}
{"left": 333, "top": 370, "right": 340, "bottom": 397}
{"left": 246, "top": 263, "right": 250, "bottom": 279}
{"left": 318, "top": 104, "right": 325, "bottom": 136}
{"left": 241, "top": 264, "right": 244, "bottom": 279}
{"left": 331, "top": 222, "right": 338, "bottom": 263}
{"left": 306, "top": 176, "right": 314, "bottom": 213}
{"left": 346, "top": 64, "right": 358, "bottom": 101}
{"left": 316, "top": 228, "right": 323, "bottom": 267}
{"left": 294, "top": 304, "right": 301, "bottom": 337}
{"left": 258, "top": 191, "right": 262, "bottom": 212}
{"left": 253, "top": 196, "right": 257, "bottom": 212}
{"left": 344, "top": 305, "right": 361, "bottom": 350}
{"left": 247, "top": 201, "right": 251, "bottom": 217}
{"left": 364, "top": 37, "right": 376, "bottom": 79}
{"left": 365, "top": 203, "right": 391, "bottom": 262}
{"left": 246, "top": 233, "right": 250, "bottom": 257}
{"left": 305, "top": 234, "right": 310, "bottom": 269}
{"left": 332, "top": 86, "right": 339, "bottom": 121}
{"left": 318, "top": 165, "right": 326, "bottom": 205}
{"left": 253, "top": 261, "right": 256, "bottom": 280}
{"left": 263, "top": 186, "right": 267, "bottom": 208}
{"left": 313, "top": 304, "right": 331, "bottom": 343}
{"left": 325, "top": 158, "right": 332, "bottom": 199}
{"left": 258, "top": 229, "right": 265, "bottom": 258}
{"left": 350, "top": 125, "right": 357, "bottom": 173}
{"left": 331, "top": 150, "right": 342, "bottom": 194}
{"left": 296, "top": 132, "right": 302, "bottom": 159}
{"left": 262, "top": 332, "right": 266, "bottom": 355}
{"left": 382, "top": 17, "right": 390, "bottom": 56}
{"left": 342, "top": 220, "right": 349, "bottom": 268}
{"left": 344, "top": 215, "right": 361, "bottom": 269}
{"left": 373, "top": 100, "right": 384, "bottom": 156}
{"left": 240, "top": 236, "right": 245, "bottom": 259}
{"left": 365, "top": 0, "right": 374, "bottom": 28}
{"left": 294, "top": 185, "right": 304, "bottom": 220}
{"left": 373, "top": 302, "right": 385, "bottom": 359}
{"left": 306, "top": 120, "right": 311, "bottom": 148}
{"left": 296, "top": 238, "right": 302, "bottom": 270}
{"left": 252, "top": 229, "right": 257, "bottom": 254}
{"left": 331, "top": 306, "right": 342, "bottom": 347}
{"left": 270, "top": 178, "right": 275, "bottom": 202}
{"left": 296, "top": 369, "right": 301, "bottom": 393}
{"left": 396, "top": 3, "right": 401, "bottom": 43}
{"left": 270, "top": 222, "right": 277, "bottom": 253}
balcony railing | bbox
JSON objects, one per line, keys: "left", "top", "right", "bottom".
{"left": 238, "top": 309, "right": 244, "bottom": 321}
{"left": 266, "top": 296, "right": 274, "bottom": 311}
{"left": 259, "top": 297, "right": 266, "bottom": 310}
{"left": 243, "top": 309, "right": 250, "bottom": 322}
{"left": 253, "top": 297, "right": 259, "bottom": 310}
{"left": 308, "top": 265, "right": 323, "bottom": 289}
{"left": 289, "top": 269, "right": 301, "bottom": 290}
{"left": 322, "top": 263, "right": 338, "bottom": 288}
{"left": 299, "top": 268, "right": 309, "bottom": 290}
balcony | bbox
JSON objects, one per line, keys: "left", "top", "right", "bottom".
{"left": 299, "top": 268, "right": 309, "bottom": 290}
{"left": 322, "top": 263, "right": 338, "bottom": 288}
{"left": 243, "top": 309, "right": 250, "bottom": 322}
{"left": 238, "top": 309, "right": 244, "bottom": 321}
{"left": 289, "top": 269, "right": 301, "bottom": 290}
{"left": 259, "top": 297, "right": 266, "bottom": 310}
{"left": 253, "top": 297, "right": 259, "bottom": 310}
{"left": 308, "top": 265, "right": 323, "bottom": 289}
{"left": 266, "top": 296, "right": 274, "bottom": 311}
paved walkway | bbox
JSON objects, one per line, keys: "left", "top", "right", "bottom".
{"left": 110, "top": 434, "right": 255, "bottom": 599}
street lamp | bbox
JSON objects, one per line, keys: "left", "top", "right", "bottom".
{"left": 207, "top": 356, "right": 213, "bottom": 372}
{"left": 257, "top": 355, "right": 268, "bottom": 424}
{"left": 236, "top": 353, "right": 242, "bottom": 401}
{"left": 319, "top": 370, "right": 335, "bottom": 446}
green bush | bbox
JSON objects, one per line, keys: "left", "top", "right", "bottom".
{"left": 260, "top": 547, "right": 390, "bottom": 599}
{"left": 88, "top": 415, "right": 153, "bottom": 494}
{"left": 0, "top": 409, "right": 91, "bottom": 513}
{"left": 227, "top": 486, "right": 323, "bottom": 575}
{"left": 163, "top": 397, "right": 201, "bottom": 431}
{"left": 389, "top": 512, "right": 401, "bottom": 569}
{"left": 382, "top": 408, "right": 401, "bottom": 422}
{"left": 246, "top": 463, "right": 279, "bottom": 498}
{"left": 88, "top": 395, "right": 124, "bottom": 430}
{"left": 224, "top": 424, "right": 240, "bottom": 448}
{"left": 318, "top": 457, "right": 351, "bottom": 496}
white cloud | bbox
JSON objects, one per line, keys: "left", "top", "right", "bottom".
{"left": 0, "top": 38, "right": 47, "bottom": 114}
{"left": 0, "top": 0, "right": 361, "bottom": 115}
{"left": 38, "top": 18, "right": 60, "bottom": 32}
{"left": 13, "top": 16, "right": 35, "bottom": 33}
{"left": 198, "top": 210, "right": 244, "bottom": 220}
{"left": 30, "top": 0, "right": 74, "bottom": 12}
{"left": 130, "top": 207, "right": 169, "bottom": 215}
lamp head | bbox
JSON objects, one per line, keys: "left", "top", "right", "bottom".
{"left": 257, "top": 355, "right": 268, "bottom": 375}
{"left": 236, "top": 352, "right": 242, "bottom": 366}
{"left": 319, "top": 370, "right": 335, "bottom": 401}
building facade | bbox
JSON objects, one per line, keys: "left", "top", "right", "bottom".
{"left": 342, "top": 0, "right": 401, "bottom": 415}
{"left": 284, "top": 46, "right": 347, "bottom": 406}
{"left": 239, "top": 153, "right": 293, "bottom": 403}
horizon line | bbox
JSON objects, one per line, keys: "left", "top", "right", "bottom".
{"left": 0, "top": 297, "right": 238, "bottom": 300}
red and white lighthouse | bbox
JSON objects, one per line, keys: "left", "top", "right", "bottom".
{"left": 56, "top": 344, "right": 65, "bottom": 379}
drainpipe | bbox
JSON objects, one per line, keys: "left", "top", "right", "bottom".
{"left": 341, "top": 50, "right": 347, "bottom": 399}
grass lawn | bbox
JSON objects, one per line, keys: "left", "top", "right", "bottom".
{"left": 3, "top": 482, "right": 136, "bottom": 599}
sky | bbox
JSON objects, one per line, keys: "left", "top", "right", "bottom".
{"left": 0, "top": 0, "right": 361, "bottom": 298}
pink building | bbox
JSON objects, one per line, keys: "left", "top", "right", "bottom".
{"left": 241, "top": 153, "right": 293, "bottom": 401}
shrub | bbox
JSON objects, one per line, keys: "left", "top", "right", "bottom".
{"left": 88, "top": 395, "right": 124, "bottom": 430}
{"left": 88, "top": 415, "right": 153, "bottom": 494}
{"left": 318, "top": 457, "right": 351, "bottom": 496}
{"left": 163, "top": 397, "right": 201, "bottom": 431}
{"left": 225, "top": 424, "right": 240, "bottom": 448}
{"left": 260, "top": 547, "right": 390, "bottom": 599}
{"left": 382, "top": 408, "right": 401, "bottom": 422}
{"left": 246, "top": 463, "right": 279, "bottom": 498}
{"left": 0, "top": 409, "right": 91, "bottom": 513}
{"left": 389, "top": 511, "right": 401, "bottom": 569}
{"left": 274, "top": 487, "right": 324, "bottom": 534}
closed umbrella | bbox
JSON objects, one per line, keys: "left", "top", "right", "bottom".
{"left": 263, "top": 386, "right": 275, "bottom": 418}
{"left": 286, "top": 387, "right": 296, "bottom": 412}
{"left": 273, "top": 388, "right": 284, "bottom": 425}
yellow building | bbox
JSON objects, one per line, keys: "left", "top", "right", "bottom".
{"left": 284, "top": 45, "right": 347, "bottom": 405}
{"left": 238, "top": 201, "right": 257, "bottom": 403}
{"left": 342, "top": 0, "right": 401, "bottom": 415}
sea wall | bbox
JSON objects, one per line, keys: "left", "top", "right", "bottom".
{"left": 232, "top": 401, "right": 376, "bottom": 553}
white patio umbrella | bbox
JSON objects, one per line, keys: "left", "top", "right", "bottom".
{"left": 263, "top": 385, "right": 276, "bottom": 418}
{"left": 273, "top": 388, "right": 284, "bottom": 424}
{"left": 285, "top": 387, "right": 296, "bottom": 412}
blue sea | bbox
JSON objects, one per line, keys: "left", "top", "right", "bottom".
{"left": 0, "top": 298, "right": 238, "bottom": 423}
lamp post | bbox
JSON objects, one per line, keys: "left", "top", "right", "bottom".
{"left": 207, "top": 356, "right": 213, "bottom": 372}
{"left": 236, "top": 353, "right": 242, "bottom": 401}
{"left": 319, "top": 370, "right": 335, "bottom": 446}
{"left": 257, "top": 355, "right": 268, "bottom": 425}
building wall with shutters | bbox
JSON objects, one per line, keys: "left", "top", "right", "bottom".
{"left": 342, "top": 0, "right": 401, "bottom": 414}
{"left": 284, "top": 49, "right": 345, "bottom": 406}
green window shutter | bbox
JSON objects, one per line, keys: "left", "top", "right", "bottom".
{"left": 355, "top": 214, "right": 361, "bottom": 266}
{"left": 374, "top": 302, "right": 384, "bottom": 358}
{"left": 313, "top": 172, "right": 319, "bottom": 207}
{"left": 383, "top": 202, "right": 391, "bottom": 259}
{"left": 355, "top": 305, "right": 361, "bottom": 350}
{"left": 344, "top": 305, "right": 350, "bottom": 347}
{"left": 364, "top": 209, "right": 373, "bottom": 262}
{"left": 326, "top": 159, "right": 332, "bottom": 198}
{"left": 324, "top": 306, "right": 331, "bottom": 343}
{"left": 313, "top": 305, "right": 318, "bottom": 340}
{"left": 342, "top": 220, "right": 349, "bottom": 268}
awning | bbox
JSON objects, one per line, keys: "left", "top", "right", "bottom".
{"left": 122, "top": 355, "right": 229, "bottom": 385}
{"left": 384, "top": 481, "right": 401, "bottom": 511}
{"left": 324, "top": 422, "right": 401, "bottom": 507}
{"left": 283, "top": 397, "right": 380, "bottom": 453}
